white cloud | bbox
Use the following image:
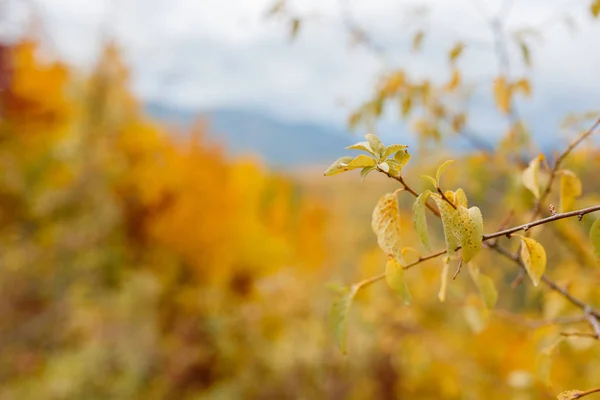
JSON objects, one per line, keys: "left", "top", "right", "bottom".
{"left": 19, "top": 0, "right": 600, "bottom": 138}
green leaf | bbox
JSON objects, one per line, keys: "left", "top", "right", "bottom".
{"left": 324, "top": 156, "right": 354, "bottom": 176}
{"left": 393, "top": 149, "right": 411, "bottom": 169}
{"left": 420, "top": 174, "right": 438, "bottom": 188}
{"left": 346, "top": 141, "right": 375, "bottom": 156}
{"left": 360, "top": 166, "right": 376, "bottom": 182}
{"left": 383, "top": 144, "right": 409, "bottom": 159}
{"left": 436, "top": 159, "right": 455, "bottom": 185}
{"left": 431, "top": 195, "right": 460, "bottom": 256}
{"left": 365, "top": 133, "right": 385, "bottom": 157}
{"left": 329, "top": 285, "right": 359, "bottom": 354}
{"left": 412, "top": 190, "right": 433, "bottom": 251}
{"left": 454, "top": 188, "right": 468, "bottom": 207}
{"left": 372, "top": 192, "right": 403, "bottom": 261}
{"left": 438, "top": 256, "right": 450, "bottom": 302}
{"left": 385, "top": 256, "right": 411, "bottom": 305}
{"left": 451, "top": 206, "right": 484, "bottom": 263}
{"left": 518, "top": 235, "right": 547, "bottom": 286}
{"left": 522, "top": 154, "right": 544, "bottom": 199}
{"left": 559, "top": 169, "right": 582, "bottom": 213}
{"left": 590, "top": 217, "right": 600, "bottom": 263}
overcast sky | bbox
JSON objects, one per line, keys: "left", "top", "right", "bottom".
{"left": 7, "top": 0, "right": 600, "bottom": 142}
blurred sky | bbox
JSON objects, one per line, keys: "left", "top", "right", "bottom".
{"left": 4, "top": 0, "right": 600, "bottom": 139}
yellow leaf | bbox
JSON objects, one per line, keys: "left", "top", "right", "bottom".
{"left": 436, "top": 159, "right": 455, "bottom": 185}
{"left": 513, "top": 78, "right": 531, "bottom": 97}
{"left": 592, "top": 0, "right": 600, "bottom": 18}
{"left": 559, "top": 169, "right": 582, "bottom": 212}
{"left": 412, "top": 190, "right": 433, "bottom": 251}
{"left": 438, "top": 256, "right": 450, "bottom": 302}
{"left": 348, "top": 154, "right": 376, "bottom": 168}
{"left": 522, "top": 154, "right": 544, "bottom": 199}
{"left": 432, "top": 195, "right": 460, "bottom": 256}
{"left": 444, "top": 69, "right": 460, "bottom": 91}
{"left": 454, "top": 188, "right": 468, "bottom": 207}
{"left": 590, "top": 217, "right": 600, "bottom": 263}
{"left": 393, "top": 149, "right": 411, "bottom": 169}
{"left": 383, "top": 144, "right": 409, "bottom": 159}
{"left": 386, "top": 256, "right": 411, "bottom": 304}
{"left": 324, "top": 156, "right": 354, "bottom": 176}
{"left": 493, "top": 76, "right": 511, "bottom": 114}
{"left": 518, "top": 235, "right": 547, "bottom": 286}
{"left": 449, "top": 42, "right": 464, "bottom": 62}
{"left": 324, "top": 155, "right": 374, "bottom": 176}
{"left": 420, "top": 174, "right": 437, "bottom": 188}
{"left": 346, "top": 141, "right": 375, "bottom": 155}
{"left": 451, "top": 206, "right": 484, "bottom": 263}
{"left": 401, "top": 96, "right": 412, "bottom": 117}
{"left": 372, "top": 192, "right": 403, "bottom": 261}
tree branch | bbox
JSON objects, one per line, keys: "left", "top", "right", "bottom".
{"left": 531, "top": 117, "right": 600, "bottom": 220}
{"left": 482, "top": 205, "right": 600, "bottom": 241}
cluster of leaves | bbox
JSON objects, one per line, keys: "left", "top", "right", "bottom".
{"left": 325, "top": 133, "right": 600, "bottom": 397}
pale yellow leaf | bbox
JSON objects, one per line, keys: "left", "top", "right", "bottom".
{"left": 451, "top": 206, "right": 484, "bottom": 263}
{"left": 432, "top": 195, "right": 460, "bottom": 256}
{"left": 346, "top": 141, "right": 375, "bottom": 155}
{"left": 420, "top": 174, "right": 437, "bottom": 188}
{"left": 454, "top": 188, "right": 468, "bottom": 207}
{"left": 329, "top": 284, "right": 359, "bottom": 354}
{"left": 383, "top": 144, "right": 409, "bottom": 159}
{"left": 518, "top": 235, "right": 547, "bottom": 286}
{"left": 401, "top": 96, "right": 412, "bottom": 117}
{"left": 412, "top": 190, "right": 433, "bottom": 251}
{"left": 438, "top": 256, "right": 450, "bottom": 302}
{"left": 348, "top": 154, "right": 376, "bottom": 168}
{"left": 324, "top": 156, "right": 354, "bottom": 176}
{"left": 372, "top": 192, "right": 403, "bottom": 260}
{"left": 559, "top": 169, "right": 582, "bottom": 212}
{"left": 393, "top": 149, "right": 411, "bottom": 169}
{"left": 436, "top": 159, "right": 455, "bottom": 185}
{"left": 386, "top": 256, "right": 411, "bottom": 305}
{"left": 493, "top": 76, "right": 511, "bottom": 114}
{"left": 365, "top": 133, "right": 385, "bottom": 157}
{"left": 522, "top": 154, "right": 544, "bottom": 199}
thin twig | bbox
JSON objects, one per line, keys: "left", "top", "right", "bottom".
{"left": 482, "top": 205, "right": 600, "bottom": 240}
{"left": 570, "top": 386, "right": 600, "bottom": 399}
{"left": 531, "top": 117, "right": 600, "bottom": 220}
{"left": 560, "top": 332, "right": 599, "bottom": 339}
{"left": 437, "top": 187, "right": 458, "bottom": 210}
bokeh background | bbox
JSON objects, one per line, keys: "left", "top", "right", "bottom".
{"left": 0, "top": 0, "right": 599, "bottom": 399}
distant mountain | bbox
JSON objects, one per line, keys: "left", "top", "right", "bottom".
{"left": 145, "top": 103, "right": 356, "bottom": 168}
